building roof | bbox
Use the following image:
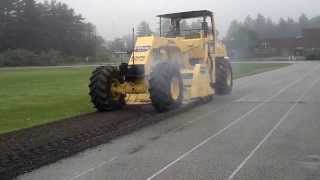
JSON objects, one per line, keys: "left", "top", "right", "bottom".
{"left": 157, "top": 10, "right": 213, "bottom": 19}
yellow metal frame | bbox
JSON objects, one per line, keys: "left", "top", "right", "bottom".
{"left": 118, "top": 27, "right": 227, "bottom": 103}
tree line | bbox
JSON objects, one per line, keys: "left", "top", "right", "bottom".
{"left": 224, "top": 14, "right": 320, "bottom": 56}
{"left": 0, "top": 0, "right": 107, "bottom": 66}
{"left": 108, "top": 14, "right": 320, "bottom": 59}
{"left": 2, "top": 1, "right": 320, "bottom": 67}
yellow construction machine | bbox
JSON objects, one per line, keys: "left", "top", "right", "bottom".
{"left": 89, "top": 10, "right": 233, "bottom": 112}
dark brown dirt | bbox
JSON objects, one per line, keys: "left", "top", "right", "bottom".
{"left": 0, "top": 98, "right": 210, "bottom": 180}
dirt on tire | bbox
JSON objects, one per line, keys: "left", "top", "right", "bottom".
{"left": 215, "top": 59, "right": 233, "bottom": 95}
{"left": 89, "top": 66, "right": 125, "bottom": 112}
{"left": 149, "top": 62, "right": 183, "bottom": 112}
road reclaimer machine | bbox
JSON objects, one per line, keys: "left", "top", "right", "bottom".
{"left": 89, "top": 10, "right": 233, "bottom": 112}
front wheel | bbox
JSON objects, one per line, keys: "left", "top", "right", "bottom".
{"left": 89, "top": 66, "right": 126, "bottom": 112}
{"left": 215, "top": 59, "right": 233, "bottom": 95}
{"left": 149, "top": 63, "right": 183, "bottom": 112}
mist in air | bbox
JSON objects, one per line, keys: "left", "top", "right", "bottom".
{"left": 37, "top": 0, "right": 320, "bottom": 40}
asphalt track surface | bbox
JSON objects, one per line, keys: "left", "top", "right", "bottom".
{"left": 18, "top": 61, "right": 320, "bottom": 180}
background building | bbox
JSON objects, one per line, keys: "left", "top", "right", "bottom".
{"left": 255, "top": 28, "right": 320, "bottom": 58}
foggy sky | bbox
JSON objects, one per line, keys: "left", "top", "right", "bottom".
{"left": 40, "top": 0, "right": 320, "bottom": 40}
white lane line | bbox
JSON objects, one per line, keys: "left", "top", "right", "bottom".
{"left": 228, "top": 77, "right": 320, "bottom": 180}
{"left": 235, "top": 94, "right": 251, "bottom": 102}
{"left": 179, "top": 103, "right": 230, "bottom": 128}
{"left": 146, "top": 65, "right": 320, "bottom": 180}
{"left": 193, "top": 64, "right": 296, "bottom": 121}
{"left": 68, "top": 156, "right": 117, "bottom": 180}
{"left": 235, "top": 74, "right": 292, "bottom": 102}
{"left": 64, "top": 77, "right": 258, "bottom": 180}
{"left": 234, "top": 63, "right": 307, "bottom": 102}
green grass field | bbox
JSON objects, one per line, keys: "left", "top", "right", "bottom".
{"left": 0, "top": 63, "right": 290, "bottom": 134}
{"left": 232, "top": 63, "right": 290, "bottom": 79}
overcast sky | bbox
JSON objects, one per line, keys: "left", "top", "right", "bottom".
{"left": 41, "top": 0, "right": 320, "bottom": 40}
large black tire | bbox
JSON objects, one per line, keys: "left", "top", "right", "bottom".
{"left": 149, "top": 63, "right": 183, "bottom": 112}
{"left": 215, "top": 59, "right": 233, "bottom": 95}
{"left": 89, "top": 66, "right": 125, "bottom": 112}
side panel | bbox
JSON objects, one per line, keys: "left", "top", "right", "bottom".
{"left": 128, "top": 36, "right": 176, "bottom": 76}
{"left": 190, "top": 64, "right": 214, "bottom": 99}
{"left": 125, "top": 35, "right": 226, "bottom": 102}
{"left": 128, "top": 36, "right": 154, "bottom": 66}
{"left": 215, "top": 41, "right": 228, "bottom": 58}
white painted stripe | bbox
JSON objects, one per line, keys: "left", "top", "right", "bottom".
{"left": 228, "top": 77, "right": 320, "bottom": 180}
{"left": 68, "top": 156, "right": 117, "bottom": 180}
{"left": 146, "top": 64, "right": 320, "bottom": 180}
{"left": 177, "top": 103, "right": 230, "bottom": 129}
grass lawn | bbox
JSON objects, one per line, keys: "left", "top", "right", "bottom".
{"left": 0, "top": 63, "right": 291, "bottom": 134}
{"left": 232, "top": 63, "right": 290, "bottom": 79}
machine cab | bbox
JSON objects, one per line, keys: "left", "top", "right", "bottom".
{"left": 158, "top": 10, "right": 215, "bottom": 40}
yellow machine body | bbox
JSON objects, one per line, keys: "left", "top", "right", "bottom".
{"left": 111, "top": 34, "right": 227, "bottom": 103}
{"left": 110, "top": 11, "right": 228, "bottom": 104}
{"left": 89, "top": 10, "right": 232, "bottom": 112}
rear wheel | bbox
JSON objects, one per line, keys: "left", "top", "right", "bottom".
{"left": 215, "top": 59, "right": 233, "bottom": 95}
{"left": 149, "top": 63, "right": 183, "bottom": 112}
{"left": 89, "top": 66, "right": 125, "bottom": 112}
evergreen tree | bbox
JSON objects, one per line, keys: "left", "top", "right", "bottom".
{"left": 309, "top": 16, "right": 320, "bottom": 28}
{"left": 0, "top": 0, "right": 105, "bottom": 57}
{"left": 299, "top": 14, "right": 309, "bottom": 29}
